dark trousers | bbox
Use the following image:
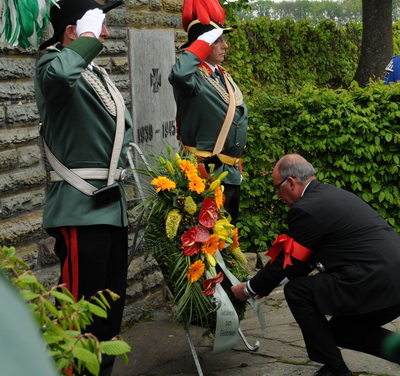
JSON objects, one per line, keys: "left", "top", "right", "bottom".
{"left": 284, "top": 275, "right": 400, "bottom": 375}
{"left": 47, "top": 225, "right": 128, "bottom": 376}
{"left": 223, "top": 183, "right": 240, "bottom": 225}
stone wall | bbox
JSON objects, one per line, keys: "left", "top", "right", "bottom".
{"left": 0, "top": 0, "right": 184, "bottom": 326}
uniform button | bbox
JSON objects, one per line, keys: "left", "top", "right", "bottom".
{"left": 235, "top": 142, "right": 240, "bottom": 147}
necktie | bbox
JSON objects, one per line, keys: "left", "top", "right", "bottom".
{"left": 214, "top": 69, "right": 226, "bottom": 90}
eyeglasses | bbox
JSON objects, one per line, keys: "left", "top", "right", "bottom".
{"left": 275, "top": 176, "right": 297, "bottom": 191}
{"left": 213, "top": 36, "right": 227, "bottom": 45}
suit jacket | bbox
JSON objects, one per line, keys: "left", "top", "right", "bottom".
{"left": 250, "top": 180, "right": 400, "bottom": 315}
{"left": 168, "top": 40, "right": 248, "bottom": 185}
{"left": 35, "top": 37, "right": 133, "bottom": 228}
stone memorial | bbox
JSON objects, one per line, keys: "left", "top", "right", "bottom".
{"left": 128, "top": 29, "right": 179, "bottom": 164}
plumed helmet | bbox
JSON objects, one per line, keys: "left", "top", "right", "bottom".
{"left": 181, "top": 0, "right": 236, "bottom": 48}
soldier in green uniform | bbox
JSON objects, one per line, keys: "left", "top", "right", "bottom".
{"left": 169, "top": 18, "right": 248, "bottom": 225}
{"left": 34, "top": 1, "right": 132, "bottom": 375}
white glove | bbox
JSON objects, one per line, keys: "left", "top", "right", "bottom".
{"left": 76, "top": 9, "right": 105, "bottom": 38}
{"left": 197, "top": 28, "right": 223, "bottom": 45}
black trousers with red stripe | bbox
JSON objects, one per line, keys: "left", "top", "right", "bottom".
{"left": 47, "top": 225, "right": 128, "bottom": 376}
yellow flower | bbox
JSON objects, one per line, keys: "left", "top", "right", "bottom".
{"left": 201, "top": 234, "right": 219, "bottom": 255}
{"left": 230, "top": 246, "right": 248, "bottom": 265}
{"left": 212, "top": 218, "right": 234, "bottom": 240}
{"left": 206, "top": 253, "right": 216, "bottom": 267}
{"left": 165, "top": 161, "right": 175, "bottom": 176}
{"left": 187, "top": 260, "right": 205, "bottom": 282}
{"left": 187, "top": 174, "right": 206, "bottom": 194}
{"left": 151, "top": 176, "right": 176, "bottom": 192}
{"left": 165, "top": 209, "right": 182, "bottom": 239}
{"left": 183, "top": 196, "right": 197, "bottom": 215}
{"left": 174, "top": 153, "right": 182, "bottom": 166}
{"left": 208, "top": 179, "right": 221, "bottom": 192}
{"left": 214, "top": 186, "right": 224, "bottom": 209}
{"left": 180, "top": 159, "right": 198, "bottom": 176}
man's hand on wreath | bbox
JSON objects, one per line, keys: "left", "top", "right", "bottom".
{"left": 231, "top": 282, "right": 250, "bottom": 302}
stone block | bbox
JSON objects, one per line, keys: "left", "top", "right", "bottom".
{"left": 111, "top": 57, "right": 130, "bottom": 73}
{"left": 12, "top": 241, "right": 39, "bottom": 269}
{"left": 38, "top": 237, "right": 59, "bottom": 266}
{"left": 163, "top": 0, "right": 183, "bottom": 13}
{"left": 0, "top": 81, "right": 35, "bottom": 102}
{"left": 128, "top": 254, "right": 159, "bottom": 280}
{"left": 243, "top": 252, "right": 258, "bottom": 275}
{"left": 106, "top": 8, "right": 130, "bottom": 26}
{"left": 127, "top": 0, "right": 149, "bottom": 9}
{"left": 108, "top": 27, "right": 128, "bottom": 40}
{"left": 0, "top": 126, "right": 39, "bottom": 148}
{"left": 150, "top": 0, "right": 162, "bottom": 11}
{"left": 0, "top": 105, "right": 5, "bottom": 123}
{"left": 1, "top": 188, "right": 45, "bottom": 217}
{"left": 103, "top": 41, "right": 128, "bottom": 55}
{"left": 0, "top": 211, "right": 44, "bottom": 246}
{"left": 6, "top": 102, "right": 40, "bottom": 125}
{"left": 128, "top": 11, "right": 181, "bottom": 28}
{"left": 0, "top": 57, "right": 36, "bottom": 79}
{"left": 17, "top": 144, "right": 41, "bottom": 167}
{"left": 0, "top": 149, "right": 18, "bottom": 171}
{"left": 0, "top": 166, "right": 46, "bottom": 193}
{"left": 143, "top": 270, "right": 164, "bottom": 290}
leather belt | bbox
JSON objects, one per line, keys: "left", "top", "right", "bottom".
{"left": 50, "top": 168, "right": 126, "bottom": 182}
{"left": 184, "top": 146, "right": 242, "bottom": 167}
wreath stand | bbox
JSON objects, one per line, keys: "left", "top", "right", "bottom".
{"left": 127, "top": 143, "right": 261, "bottom": 375}
{"left": 184, "top": 295, "right": 260, "bottom": 376}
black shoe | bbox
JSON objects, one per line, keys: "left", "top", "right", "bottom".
{"left": 313, "top": 365, "right": 352, "bottom": 376}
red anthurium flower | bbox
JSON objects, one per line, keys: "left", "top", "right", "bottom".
{"left": 197, "top": 162, "right": 210, "bottom": 179}
{"left": 198, "top": 197, "right": 218, "bottom": 229}
{"left": 181, "top": 226, "right": 210, "bottom": 256}
{"left": 202, "top": 272, "right": 224, "bottom": 296}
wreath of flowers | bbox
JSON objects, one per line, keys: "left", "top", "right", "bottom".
{"left": 136, "top": 148, "right": 248, "bottom": 329}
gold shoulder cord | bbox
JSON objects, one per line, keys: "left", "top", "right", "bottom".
{"left": 198, "top": 66, "right": 243, "bottom": 106}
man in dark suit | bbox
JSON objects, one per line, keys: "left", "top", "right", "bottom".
{"left": 232, "top": 154, "right": 400, "bottom": 376}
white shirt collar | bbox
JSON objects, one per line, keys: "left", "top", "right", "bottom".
{"left": 301, "top": 181, "right": 312, "bottom": 197}
{"left": 204, "top": 61, "right": 217, "bottom": 72}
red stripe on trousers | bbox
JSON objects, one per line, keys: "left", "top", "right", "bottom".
{"left": 60, "top": 227, "right": 79, "bottom": 300}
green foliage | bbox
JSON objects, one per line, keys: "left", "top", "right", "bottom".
{"left": 224, "top": 18, "right": 361, "bottom": 94}
{"left": 0, "top": 245, "right": 131, "bottom": 376}
{"left": 236, "top": 82, "right": 400, "bottom": 252}
{"left": 235, "top": 0, "right": 364, "bottom": 25}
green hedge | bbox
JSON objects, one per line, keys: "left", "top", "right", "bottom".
{"left": 225, "top": 18, "right": 362, "bottom": 92}
{"left": 236, "top": 82, "right": 400, "bottom": 252}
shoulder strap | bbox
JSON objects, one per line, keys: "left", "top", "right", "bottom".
{"left": 42, "top": 66, "right": 126, "bottom": 196}
{"left": 212, "top": 70, "right": 236, "bottom": 156}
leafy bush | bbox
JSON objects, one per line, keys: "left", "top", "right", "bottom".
{"left": 224, "top": 18, "right": 362, "bottom": 93}
{"left": 0, "top": 245, "right": 131, "bottom": 376}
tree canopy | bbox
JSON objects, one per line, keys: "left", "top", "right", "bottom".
{"left": 234, "top": 0, "right": 400, "bottom": 25}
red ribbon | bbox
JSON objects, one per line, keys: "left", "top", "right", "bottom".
{"left": 266, "top": 234, "right": 313, "bottom": 269}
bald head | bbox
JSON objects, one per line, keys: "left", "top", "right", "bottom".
{"left": 275, "top": 154, "right": 316, "bottom": 185}
{"left": 272, "top": 154, "right": 316, "bottom": 207}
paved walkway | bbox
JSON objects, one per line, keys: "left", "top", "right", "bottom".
{"left": 112, "top": 286, "right": 400, "bottom": 376}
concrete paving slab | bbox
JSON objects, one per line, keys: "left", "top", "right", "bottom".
{"left": 112, "top": 286, "right": 400, "bottom": 376}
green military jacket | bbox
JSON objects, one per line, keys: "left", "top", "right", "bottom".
{"left": 35, "top": 37, "right": 133, "bottom": 228}
{"left": 168, "top": 40, "right": 248, "bottom": 185}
